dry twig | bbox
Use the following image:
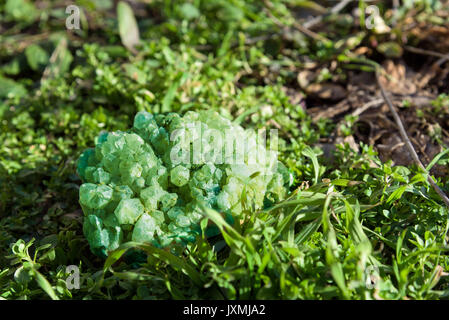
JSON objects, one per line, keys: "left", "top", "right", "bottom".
{"left": 376, "top": 69, "right": 449, "bottom": 209}
{"left": 404, "top": 46, "right": 449, "bottom": 66}
{"left": 263, "top": 1, "right": 328, "bottom": 42}
{"left": 351, "top": 98, "right": 384, "bottom": 117}
{"left": 303, "top": 0, "right": 352, "bottom": 29}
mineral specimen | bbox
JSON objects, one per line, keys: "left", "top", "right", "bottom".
{"left": 77, "top": 110, "right": 291, "bottom": 257}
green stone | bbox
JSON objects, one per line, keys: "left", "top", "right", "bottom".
{"left": 151, "top": 210, "right": 165, "bottom": 224}
{"left": 170, "top": 165, "right": 189, "bottom": 187}
{"left": 91, "top": 228, "right": 109, "bottom": 251}
{"left": 106, "top": 226, "right": 123, "bottom": 251}
{"left": 103, "top": 212, "right": 120, "bottom": 228}
{"left": 167, "top": 207, "right": 183, "bottom": 221}
{"left": 92, "top": 167, "right": 111, "bottom": 184}
{"left": 77, "top": 148, "right": 94, "bottom": 180}
{"left": 79, "top": 183, "right": 113, "bottom": 209}
{"left": 114, "top": 198, "right": 144, "bottom": 225}
{"left": 84, "top": 166, "right": 96, "bottom": 181}
{"left": 160, "top": 192, "right": 177, "bottom": 211}
{"left": 96, "top": 131, "right": 109, "bottom": 144}
{"left": 124, "top": 133, "right": 144, "bottom": 151}
{"left": 132, "top": 213, "right": 157, "bottom": 243}
{"left": 176, "top": 215, "right": 190, "bottom": 228}
{"left": 140, "top": 185, "right": 166, "bottom": 211}
{"left": 134, "top": 177, "right": 146, "bottom": 190}
{"left": 83, "top": 214, "right": 109, "bottom": 256}
{"left": 77, "top": 110, "right": 290, "bottom": 258}
{"left": 113, "top": 185, "right": 134, "bottom": 201}
{"left": 102, "top": 153, "right": 120, "bottom": 174}
{"left": 133, "top": 111, "right": 154, "bottom": 131}
{"left": 216, "top": 191, "right": 231, "bottom": 211}
{"left": 120, "top": 162, "right": 142, "bottom": 179}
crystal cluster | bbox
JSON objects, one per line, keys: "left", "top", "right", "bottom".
{"left": 77, "top": 110, "right": 291, "bottom": 257}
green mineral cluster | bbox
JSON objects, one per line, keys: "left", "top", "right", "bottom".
{"left": 77, "top": 110, "right": 291, "bottom": 257}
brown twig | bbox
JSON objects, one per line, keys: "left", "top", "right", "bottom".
{"left": 263, "top": 1, "right": 328, "bottom": 42}
{"left": 375, "top": 69, "right": 449, "bottom": 209}
{"left": 404, "top": 45, "right": 449, "bottom": 60}
{"left": 303, "top": 0, "right": 352, "bottom": 29}
{"left": 351, "top": 98, "right": 384, "bottom": 117}
{"left": 404, "top": 46, "right": 449, "bottom": 66}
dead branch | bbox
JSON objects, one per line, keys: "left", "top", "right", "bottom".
{"left": 376, "top": 69, "right": 449, "bottom": 209}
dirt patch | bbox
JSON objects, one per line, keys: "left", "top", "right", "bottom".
{"left": 302, "top": 56, "right": 449, "bottom": 176}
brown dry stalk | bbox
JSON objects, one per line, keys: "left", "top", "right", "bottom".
{"left": 404, "top": 46, "right": 449, "bottom": 67}
{"left": 375, "top": 69, "right": 449, "bottom": 209}
{"left": 263, "top": 0, "right": 328, "bottom": 42}
{"left": 404, "top": 46, "right": 449, "bottom": 60}
{"left": 303, "top": 0, "right": 352, "bottom": 29}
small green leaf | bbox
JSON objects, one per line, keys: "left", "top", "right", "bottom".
{"left": 295, "top": 218, "right": 321, "bottom": 245}
{"left": 387, "top": 185, "right": 407, "bottom": 204}
{"left": 5, "top": 0, "right": 37, "bottom": 23}
{"left": 0, "top": 77, "right": 27, "bottom": 98}
{"left": 178, "top": 3, "right": 200, "bottom": 20}
{"left": 302, "top": 146, "right": 320, "bottom": 185}
{"left": 14, "top": 266, "right": 32, "bottom": 284}
{"left": 33, "top": 269, "right": 59, "bottom": 300}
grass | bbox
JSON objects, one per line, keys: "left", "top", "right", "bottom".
{"left": 1, "top": 0, "right": 449, "bottom": 299}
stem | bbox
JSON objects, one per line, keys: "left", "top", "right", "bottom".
{"left": 375, "top": 69, "right": 449, "bottom": 209}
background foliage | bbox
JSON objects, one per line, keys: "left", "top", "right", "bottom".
{"left": 1, "top": 0, "right": 449, "bottom": 299}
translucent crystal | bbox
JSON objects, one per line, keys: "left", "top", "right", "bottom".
{"left": 92, "top": 167, "right": 111, "bottom": 184}
{"left": 176, "top": 215, "right": 190, "bottom": 228}
{"left": 167, "top": 207, "right": 183, "bottom": 221}
{"left": 114, "top": 198, "right": 144, "bottom": 225}
{"left": 170, "top": 165, "right": 189, "bottom": 187}
{"left": 140, "top": 185, "right": 166, "bottom": 211}
{"left": 132, "top": 213, "right": 157, "bottom": 243}
{"left": 113, "top": 185, "right": 134, "bottom": 201}
{"left": 79, "top": 183, "right": 113, "bottom": 209}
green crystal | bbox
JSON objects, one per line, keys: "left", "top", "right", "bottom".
{"left": 79, "top": 183, "right": 113, "bottom": 209}
{"left": 114, "top": 198, "right": 144, "bottom": 225}
{"left": 140, "top": 185, "right": 166, "bottom": 211}
{"left": 167, "top": 207, "right": 183, "bottom": 221}
{"left": 92, "top": 167, "right": 111, "bottom": 184}
{"left": 160, "top": 192, "right": 177, "bottom": 211}
{"left": 151, "top": 210, "right": 165, "bottom": 224}
{"left": 175, "top": 215, "right": 190, "bottom": 228}
{"left": 78, "top": 110, "right": 290, "bottom": 258}
{"left": 132, "top": 213, "right": 157, "bottom": 243}
{"left": 170, "top": 165, "right": 189, "bottom": 187}
{"left": 113, "top": 185, "right": 134, "bottom": 201}
{"left": 107, "top": 226, "right": 123, "bottom": 251}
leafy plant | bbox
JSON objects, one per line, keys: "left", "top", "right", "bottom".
{"left": 1, "top": 0, "right": 449, "bottom": 300}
